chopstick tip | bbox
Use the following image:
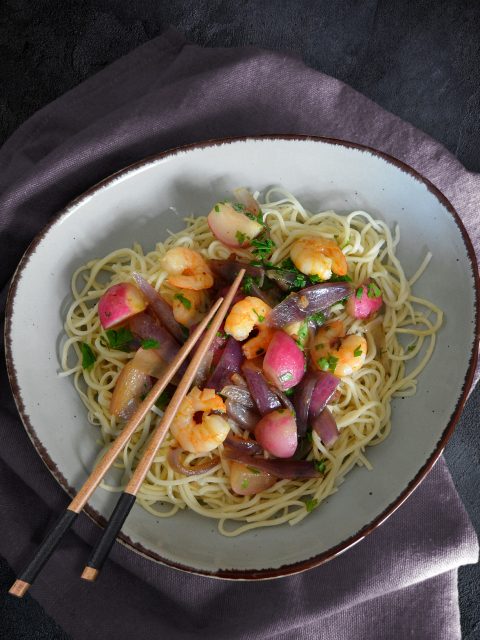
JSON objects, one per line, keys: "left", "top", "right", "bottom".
{"left": 9, "top": 579, "right": 31, "bottom": 598}
{"left": 81, "top": 566, "right": 99, "bottom": 582}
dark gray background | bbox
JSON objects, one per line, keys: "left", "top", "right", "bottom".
{"left": 1, "top": 1, "right": 479, "bottom": 638}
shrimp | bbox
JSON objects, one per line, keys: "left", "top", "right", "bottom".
{"left": 161, "top": 247, "right": 213, "bottom": 290}
{"left": 171, "top": 289, "right": 209, "bottom": 328}
{"left": 170, "top": 387, "right": 230, "bottom": 453}
{"left": 312, "top": 319, "right": 367, "bottom": 377}
{"left": 224, "top": 296, "right": 274, "bottom": 359}
{"left": 290, "top": 236, "right": 347, "bottom": 280}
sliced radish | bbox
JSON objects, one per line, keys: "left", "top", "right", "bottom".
{"left": 346, "top": 279, "right": 383, "bottom": 319}
{"left": 263, "top": 330, "right": 305, "bottom": 390}
{"left": 230, "top": 461, "right": 276, "bottom": 496}
{"left": 207, "top": 202, "right": 263, "bottom": 248}
{"left": 254, "top": 409, "right": 298, "bottom": 458}
{"left": 98, "top": 283, "right": 147, "bottom": 329}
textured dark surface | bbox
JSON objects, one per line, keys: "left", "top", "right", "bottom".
{"left": 1, "top": 1, "right": 479, "bottom": 638}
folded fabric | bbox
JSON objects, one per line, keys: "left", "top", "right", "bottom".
{"left": 0, "top": 28, "right": 478, "bottom": 640}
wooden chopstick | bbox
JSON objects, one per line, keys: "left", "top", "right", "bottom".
{"left": 8, "top": 296, "right": 225, "bottom": 598}
{"left": 80, "top": 268, "right": 246, "bottom": 582}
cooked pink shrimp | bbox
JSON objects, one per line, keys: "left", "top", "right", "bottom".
{"left": 290, "top": 236, "right": 348, "bottom": 280}
{"left": 224, "top": 296, "right": 274, "bottom": 359}
{"left": 169, "top": 387, "right": 229, "bottom": 453}
{"left": 171, "top": 289, "right": 209, "bottom": 328}
{"left": 312, "top": 319, "right": 367, "bottom": 377}
{"left": 161, "top": 247, "right": 213, "bottom": 290}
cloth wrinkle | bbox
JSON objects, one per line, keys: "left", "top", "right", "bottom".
{"left": 0, "top": 28, "right": 478, "bottom": 640}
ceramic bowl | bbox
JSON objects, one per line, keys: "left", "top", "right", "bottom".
{"left": 5, "top": 136, "right": 479, "bottom": 579}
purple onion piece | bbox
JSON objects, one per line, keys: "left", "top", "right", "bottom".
{"left": 266, "top": 269, "right": 301, "bottom": 291}
{"left": 205, "top": 337, "right": 243, "bottom": 392}
{"left": 167, "top": 448, "right": 220, "bottom": 476}
{"left": 312, "top": 408, "right": 339, "bottom": 448}
{"left": 192, "top": 350, "right": 213, "bottom": 388}
{"left": 132, "top": 272, "right": 186, "bottom": 343}
{"left": 209, "top": 259, "right": 265, "bottom": 287}
{"left": 225, "top": 432, "right": 264, "bottom": 455}
{"left": 268, "top": 282, "right": 353, "bottom": 328}
{"left": 249, "top": 282, "right": 282, "bottom": 307}
{"left": 241, "top": 362, "right": 282, "bottom": 415}
{"left": 129, "top": 313, "right": 181, "bottom": 363}
{"left": 293, "top": 371, "right": 319, "bottom": 436}
{"left": 226, "top": 399, "right": 260, "bottom": 430}
{"left": 271, "top": 386, "right": 295, "bottom": 414}
{"left": 292, "top": 436, "right": 313, "bottom": 461}
{"left": 309, "top": 372, "right": 340, "bottom": 418}
{"left": 220, "top": 385, "right": 256, "bottom": 408}
{"left": 223, "top": 446, "right": 321, "bottom": 479}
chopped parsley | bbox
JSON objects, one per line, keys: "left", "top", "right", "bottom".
{"left": 104, "top": 327, "right": 134, "bottom": 350}
{"left": 328, "top": 273, "right": 353, "bottom": 283}
{"left": 244, "top": 208, "right": 265, "bottom": 226}
{"left": 80, "top": 342, "right": 96, "bottom": 370}
{"left": 242, "top": 274, "right": 260, "bottom": 294}
{"left": 284, "top": 387, "right": 295, "bottom": 397}
{"left": 306, "top": 430, "right": 313, "bottom": 443}
{"left": 251, "top": 236, "right": 276, "bottom": 260}
{"left": 155, "top": 389, "right": 172, "bottom": 412}
{"left": 308, "top": 311, "right": 326, "bottom": 326}
{"left": 247, "top": 466, "right": 260, "bottom": 475}
{"left": 317, "top": 354, "right": 339, "bottom": 373}
{"left": 296, "top": 321, "right": 309, "bottom": 347}
{"left": 232, "top": 202, "right": 246, "bottom": 212}
{"left": 241, "top": 478, "right": 249, "bottom": 489}
{"left": 305, "top": 498, "right": 319, "bottom": 512}
{"left": 278, "top": 371, "right": 293, "bottom": 383}
{"left": 356, "top": 286, "right": 364, "bottom": 299}
{"left": 314, "top": 459, "right": 326, "bottom": 473}
{"left": 407, "top": 343, "right": 417, "bottom": 352}
{"left": 367, "top": 282, "right": 382, "bottom": 298}
{"left": 141, "top": 339, "right": 160, "bottom": 350}
{"left": 340, "top": 238, "right": 350, "bottom": 249}
{"left": 235, "top": 230, "right": 248, "bottom": 244}
{"left": 353, "top": 346, "right": 363, "bottom": 358}
{"left": 308, "top": 274, "right": 321, "bottom": 284}
{"left": 181, "top": 325, "right": 190, "bottom": 340}
{"left": 214, "top": 204, "right": 220, "bottom": 212}
{"left": 253, "top": 308, "right": 265, "bottom": 323}
{"left": 174, "top": 293, "right": 192, "bottom": 309}
{"left": 216, "top": 330, "right": 227, "bottom": 339}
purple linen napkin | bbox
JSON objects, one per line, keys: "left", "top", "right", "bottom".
{"left": 0, "top": 29, "right": 478, "bottom": 640}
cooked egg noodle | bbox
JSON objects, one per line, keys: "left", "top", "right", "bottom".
{"left": 60, "top": 188, "right": 442, "bottom": 536}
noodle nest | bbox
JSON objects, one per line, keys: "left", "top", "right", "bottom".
{"left": 60, "top": 188, "right": 442, "bottom": 536}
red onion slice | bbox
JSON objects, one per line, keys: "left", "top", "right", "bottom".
{"left": 268, "top": 282, "right": 353, "bottom": 328}
{"left": 309, "top": 372, "right": 340, "bottom": 418}
{"left": 167, "top": 448, "right": 220, "bottom": 476}
{"left": 129, "top": 312, "right": 180, "bottom": 363}
{"left": 266, "top": 269, "right": 301, "bottom": 291}
{"left": 210, "top": 259, "right": 265, "bottom": 287}
{"left": 312, "top": 408, "right": 339, "bottom": 448}
{"left": 293, "top": 370, "right": 340, "bottom": 436}
{"left": 223, "top": 446, "right": 321, "bottom": 478}
{"left": 132, "top": 272, "right": 186, "bottom": 343}
{"left": 242, "top": 360, "right": 282, "bottom": 415}
{"left": 220, "top": 385, "right": 256, "bottom": 408}
{"left": 205, "top": 336, "right": 243, "bottom": 392}
{"left": 192, "top": 350, "right": 213, "bottom": 388}
{"left": 225, "top": 432, "right": 263, "bottom": 455}
{"left": 226, "top": 399, "right": 260, "bottom": 430}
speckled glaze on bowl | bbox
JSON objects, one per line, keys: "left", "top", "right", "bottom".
{"left": 5, "top": 136, "right": 479, "bottom": 579}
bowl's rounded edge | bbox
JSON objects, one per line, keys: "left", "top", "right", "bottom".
{"left": 4, "top": 134, "right": 480, "bottom": 580}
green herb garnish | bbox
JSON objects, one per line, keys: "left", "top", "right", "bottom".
{"left": 141, "top": 339, "right": 160, "bottom": 350}
{"left": 278, "top": 371, "right": 293, "bottom": 383}
{"left": 174, "top": 293, "right": 192, "bottom": 309}
{"left": 306, "top": 430, "right": 313, "bottom": 443}
{"left": 80, "top": 343, "right": 96, "bottom": 370}
{"left": 253, "top": 308, "right": 265, "bottom": 323}
{"left": 214, "top": 204, "right": 220, "bottom": 212}
{"left": 356, "top": 286, "right": 364, "bottom": 299}
{"left": 296, "top": 321, "right": 309, "bottom": 347}
{"left": 314, "top": 460, "right": 326, "bottom": 473}
{"left": 105, "top": 327, "right": 134, "bottom": 350}
{"left": 317, "top": 354, "right": 339, "bottom": 373}
{"left": 241, "top": 479, "right": 249, "bottom": 489}
{"left": 367, "top": 282, "right": 382, "bottom": 298}
{"left": 251, "top": 236, "right": 276, "bottom": 260}
{"left": 305, "top": 498, "right": 319, "bottom": 512}
{"left": 284, "top": 387, "right": 295, "bottom": 397}
{"left": 232, "top": 202, "right": 246, "bottom": 212}
{"left": 247, "top": 466, "right": 260, "bottom": 475}
{"left": 235, "top": 230, "right": 247, "bottom": 244}
{"left": 407, "top": 343, "right": 416, "bottom": 352}
{"left": 242, "top": 274, "right": 260, "bottom": 294}
{"left": 353, "top": 346, "right": 363, "bottom": 358}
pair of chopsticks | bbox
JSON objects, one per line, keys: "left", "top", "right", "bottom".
{"left": 9, "top": 269, "right": 245, "bottom": 597}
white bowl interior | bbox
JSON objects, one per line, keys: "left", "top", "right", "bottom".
{"left": 8, "top": 138, "right": 477, "bottom": 575}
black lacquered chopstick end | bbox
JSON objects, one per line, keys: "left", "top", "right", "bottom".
{"left": 9, "top": 508, "right": 78, "bottom": 597}
{"left": 82, "top": 492, "right": 136, "bottom": 582}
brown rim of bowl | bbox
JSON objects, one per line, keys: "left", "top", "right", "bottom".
{"left": 5, "top": 134, "right": 480, "bottom": 580}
